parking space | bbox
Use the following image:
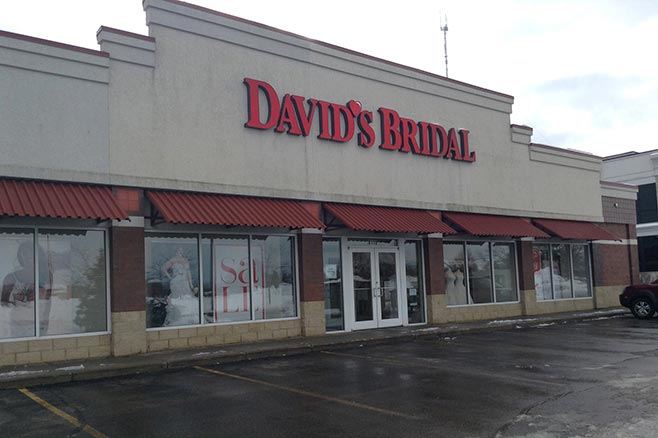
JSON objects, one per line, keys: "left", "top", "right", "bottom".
{"left": 1, "top": 315, "right": 657, "bottom": 437}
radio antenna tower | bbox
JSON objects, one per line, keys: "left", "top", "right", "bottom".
{"left": 440, "top": 13, "right": 449, "bottom": 77}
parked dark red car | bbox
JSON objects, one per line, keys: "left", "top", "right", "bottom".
{"left": 619, "top": 281, "right": 658, "bottom": 319}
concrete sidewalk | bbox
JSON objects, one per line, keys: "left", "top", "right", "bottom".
{"left": 0, "top": 308, "right": 629, "bottom": 389}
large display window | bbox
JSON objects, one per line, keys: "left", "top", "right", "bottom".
{"left": 444, "top": 240, "right": 518, "bottom": 306}
{"left": 0, "top": 228, "right": 108, "bottom": 339}
{"left": 532, "top": 243, "right": 592, "bottom": 300}
{"left": 146, "top": 232, "right": 298, "bottom": 328}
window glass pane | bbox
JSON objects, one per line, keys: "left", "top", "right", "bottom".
{"left": 0, "top": 230, "right": 35, "bottom": 339}
{"left": 211, "top": 236, "right": 251, "bottom": 323}
{"left": 352, "top": 252, "right": 373, "bottom": 322}
{"left": 404, "top": 241, "right": 425, "bottom": 323}
{"left": 201, "top": 238, "right": 213, "bottom": 324}
{"left": 252, "top": 236, "right": 296, "bottom": 320}
{"left": 378, "top": 252, "right": 399, "bottom": 320}
{"left": 145, "top": 234, "right": 200, "bottom": 328}
{"left": 551, "top": 244, "right": 572, "bottom": 299}
{"left": 637, "top": 236, "right": 658, "bottom": 272}
{"left": 467, "top": 242, "right": 493, "bottom": 304}
{"left": 533, "top": 245, "right": 553, "bottom": 300}
{"left": 38, "top": 230, "right": 107, "bottom": 336}
{"left": 444, "top": 242, "right": 467, "bottom": 305}
{"left": 572, "top": 245, "right": 592, "bottom": 298}
{"left": 323, "top": 239, "right": 343, "bottom": 331}
{"left": 637, "top": 183, "right": 658, "bottom": 224}
{"left": 493, "top": 242, "right": 517, "bottom": 302}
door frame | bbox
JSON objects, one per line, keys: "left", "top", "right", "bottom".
{"left": 343, "top": 239, "right": 405, "bottom": 331}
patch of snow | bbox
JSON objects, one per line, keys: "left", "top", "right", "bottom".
{"left": 588, "top": 315, "right": 624, "bottom": 321}
{"left": 582, "top": 364, "right": 612, "bottom": 371}
{"left": 534, "top": 323, "right": 555, "bottom": 328}
{"left": 56, "top": 365, "right": 84, "bottom": 372}
{"left": 192, "top": 350, "right": 227, "bottom": 356}
{"left": 488, "top": 318, "right": 538, "bottom": 325}
{"left": 608, "top": 375, "right": 658, "bottom": 391}
{"left": 0, "top": 370, "right": 43, "bottom": 378}
{"left": 416, "top": 327, "right": 441, "bottom": 332}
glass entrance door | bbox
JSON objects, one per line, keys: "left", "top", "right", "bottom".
{"left": 350, "top": 248, "right": 402, "bottom": 330}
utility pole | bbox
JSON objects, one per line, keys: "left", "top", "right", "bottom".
{"left": 440, "top": 13, "right": 449, "bottom": 78}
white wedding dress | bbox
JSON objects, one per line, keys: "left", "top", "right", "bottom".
{"left": 166, "top": 262, "right": 199, "bottom": 326}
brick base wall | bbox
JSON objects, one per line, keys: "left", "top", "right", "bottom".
{"left": 521, "top": 289, "right": 594, "bottom": 315}
{"left": 0, "top": 334, "right": 111, "bottom": 366}
{"left": 429, "top": 294, "right": 523, "bottom": 323}
{"left": 146, "top": 319, "right": 302, "bottom": 352}
{"left": 595, "top": 285, "right": 624, "bottom": 309}
{"left": 426, "top": 294, "right": 442, "bottom": 324}
{"left": 111, "top": 311, "right": 147, "bottom": 356}
{"left": 301, "top": 301, "right": 325, "bottom": 336}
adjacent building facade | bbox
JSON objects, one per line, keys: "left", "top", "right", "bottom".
{"left": 602, "top": 150, "right": 658, "bottom": 282}
{"left": 0, "top": 0, "right": 638, "bottom": 367}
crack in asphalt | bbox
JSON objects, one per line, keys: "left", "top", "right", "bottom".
{"left": 489, "top": 384, "right": 599, "bottom": 438}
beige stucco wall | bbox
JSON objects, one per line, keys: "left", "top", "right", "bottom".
{"left": 1, "top": 1, "right": 605, "bottom": 221}
{"left": 106, "top": 1, "right": 602, "bottom": 221}
{"left": 0, "top": 32, "right": 110, "bottom": 184}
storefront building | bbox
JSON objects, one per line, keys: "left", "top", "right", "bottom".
{"left": 0, "top": 0, "right": 638, "bottom": 366}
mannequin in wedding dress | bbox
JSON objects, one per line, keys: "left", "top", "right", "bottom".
{"left": 161, "top": 247, "right": 199, "bottom": 325}
{"left": 445, "top": 267, "right": 457, "bottom": 305}
{"left": 454, "top": 269, "right": 467, "bottom": 304}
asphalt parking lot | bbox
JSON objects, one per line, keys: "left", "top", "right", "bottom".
{"left": 1, "top": 314, "right": 657, "bottom": 438}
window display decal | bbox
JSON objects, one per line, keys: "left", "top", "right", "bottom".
{"left": 244, "top": 78, "right": 476, "bottom": 163}
{"left": 213, "top": 238, "right": 264, "bottom": 321}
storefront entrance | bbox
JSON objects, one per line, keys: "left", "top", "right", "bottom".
{"left": 348, "top": 247, "right": 403, "bottom": 330}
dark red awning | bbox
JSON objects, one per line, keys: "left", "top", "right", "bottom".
{"left": 443, "top": 212, "right": 549, "bottom": 238}
{"left": 147, "top": 191, "right": 325, "bottom": 229}
{"left": 0, "top": 179, "right": 127, "bottom": 221}
{"left": 533, "top": 219, "right": 618, "bottom": 240}
{"left": 324, "top": 203, "right": 455, "bottom": 234}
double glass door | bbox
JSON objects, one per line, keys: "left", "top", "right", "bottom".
{"left": 350, "top": 248, "right": 402, "bottom": 329}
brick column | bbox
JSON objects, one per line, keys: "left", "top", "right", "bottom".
{"left": 591, "top": 223, "right": 635, "bottom": 309}
{"left": 423, "top": 234, "right": 445, "bottom": 324}
{"left": 110, "top": 218, "right": 147, "bottom": 356}
{"left": 298, "top": 230, "right": 325, "bottom": 336}
{"left": 627, "top": 224, "right": 640, "bottom": 285}
{"left": 516, "top": 239, "right": 537, "bottom": 315}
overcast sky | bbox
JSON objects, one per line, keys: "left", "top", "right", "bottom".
{"left": 2, "top": 0, "right": 657, "bottom": 157}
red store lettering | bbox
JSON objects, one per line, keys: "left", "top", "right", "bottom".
{"left": 243, "top": 77, "right": 476, "bottom": 163}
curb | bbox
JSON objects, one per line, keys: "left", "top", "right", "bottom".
{"left": 0, "top": 308, "right": 629, "bottom": 389}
